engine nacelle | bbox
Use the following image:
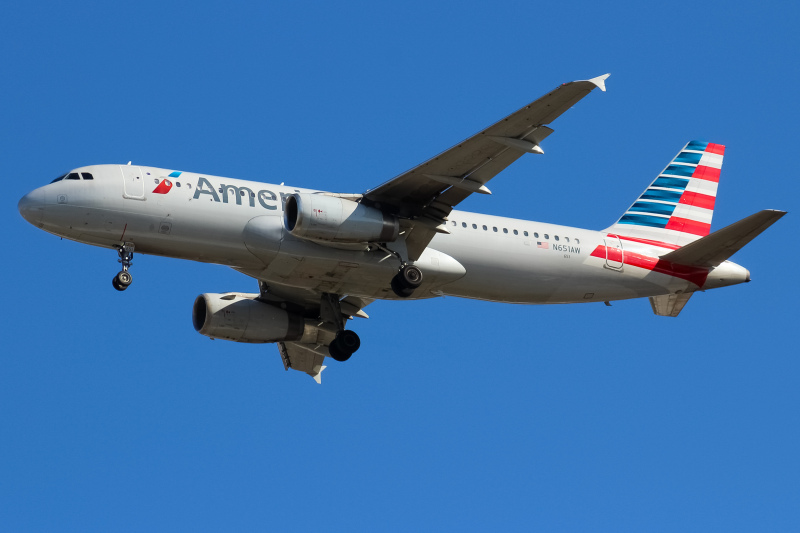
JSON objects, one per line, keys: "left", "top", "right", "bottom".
{"left": 192, "top": 293, "right": 307, "bottom": 343}
{"left": 284, "top": 193, "right": 399, "bottom": 243}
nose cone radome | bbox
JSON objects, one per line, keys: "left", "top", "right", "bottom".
{"left": 18, "top": 188, "right": 44, "bottom": 226}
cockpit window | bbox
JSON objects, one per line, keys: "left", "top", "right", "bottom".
{"left": 51, "top": 173, "right": 67, "bottom": 183}
{"left": 81, "top": 173, "right": 94, "bottom": 180}
{"left": 66, "top": 173, "right": 81, "bottom": 180}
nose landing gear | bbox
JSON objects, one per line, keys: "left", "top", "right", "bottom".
{"left": 113, "top": 243, "right": 135, "bottom": 291}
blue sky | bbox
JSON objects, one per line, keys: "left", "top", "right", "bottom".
{"left": 2, "top": 1, "right": 799, "bottom": 531}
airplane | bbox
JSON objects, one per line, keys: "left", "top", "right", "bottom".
{"left": 18, "top": 74, "right": 785, "bottom": 382}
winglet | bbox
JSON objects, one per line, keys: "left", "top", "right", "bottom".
{"left": 586, "top": 73, "right": 610, "bottom": 92}
{"left": 311, "top": 365, "right": 326, "bottom": 384}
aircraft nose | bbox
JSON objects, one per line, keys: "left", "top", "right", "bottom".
{"left": 18, "top": 188, "right": 44, "bottom": 226}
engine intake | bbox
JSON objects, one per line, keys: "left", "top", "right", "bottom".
{"left": 284, "top": 193, "right": 399, "bottom": 243}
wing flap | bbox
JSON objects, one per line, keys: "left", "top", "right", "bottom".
{"left": 278, "top": 342, "right": 328, "bottom": 383}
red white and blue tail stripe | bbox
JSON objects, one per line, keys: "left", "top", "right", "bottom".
{"left": 605, "top": 141, "right": 724, "bottom": 248}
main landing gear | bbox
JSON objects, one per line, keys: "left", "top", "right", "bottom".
{"left": 391, "top": 264, "right": 423, "bottom": 298}
{"left": 320, "top": 292, "right": 362, "bottom": 362}
{"left": 328, "top": 329, "right": 361, "bottom": 362}
{"left": 112, "top": 243, "right": 135, "bottom": 292}
{"left": 371, "top": 243, "right": 424, "bottom": 298}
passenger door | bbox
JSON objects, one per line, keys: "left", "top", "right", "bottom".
{"left": 120, "top": 165, "right": 145, "bottom": 200}
{"left": 603, "top": 235, "right": 624, "bottom": 270}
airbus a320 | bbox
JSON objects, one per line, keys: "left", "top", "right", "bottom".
{"left": 18, "top": 74, "right": 785, "bottom": 382}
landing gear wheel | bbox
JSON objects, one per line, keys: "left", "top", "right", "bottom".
{"left": 400, "top": 265, "right": 423, "bottom": 287}
{"left": 113, "top": 271, "right": 132, "bottom": 291}
{"left": 391, "top": 276, "right": 415, "bottom": 298}
{"left": 391, "top": 264, "right": 423, "bottom": 298}
{"left": 113, "top": 243, "right": 135, "bottom": 292}
{"left": 329, "top": 329, "right": 361, "bottom": 362}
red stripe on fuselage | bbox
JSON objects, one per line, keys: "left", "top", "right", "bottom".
{"left": 590, "top": 245, "right": 709, "bottom": 287}
{"left": 678, "top": 190, "right": 716, "bottom": 210}
{"left": 612, "top": 235, "right": 681, "bottom": 250}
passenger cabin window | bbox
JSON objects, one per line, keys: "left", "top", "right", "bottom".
{"left": 472, "top": 223, "right": 477, "bottom": 229}
{"left": 66, "top": 173, "right": 80, "bottom": 180}
{"left": 544, "top": 234, "right": 549, "bottom": 239}
{"left": 513, "top": 229, "right": 518, "bottom": 235}
{"left": 451, "top": 221, "right": 456, "bottom": 226}
{"left": 81, "top": 173, "right": 93, "bottom": 180}
{"left": 534, "top": 232, "right": 539, "bottom": 238}
{"left": 565, "top": 237, "right": 570, "bottom": 243}
{"left": 493, "top": 227, "right": 498, "bottom": 232}
{"left": 51, "top": 173, "right": 67, "bottom": 183}
{"left": 154, "top": 178, "right": 160, "bottom": 184}
{"left": 176, "top": 182, "right": 181, "bottom": 187}
{"left": 503, "top": 228, "right": 508, "bottom": 234}
{"left": 575, "top": 238, "right": 580, "bottom": 244}
{"left": 482, "top": 225, "right": 488, "bottom": 231}
{"left": 555, "top": 236, "right": 559, "bottom": 241}
{"left": 462, "top": 222, "right": 467, "bottom": 228}
{"left": 523, "top": 231, "right": 529, "bottom": 237}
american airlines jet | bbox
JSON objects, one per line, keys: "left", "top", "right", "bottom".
{"left": 17, "top": 74, "right": 785, "bottom": 382}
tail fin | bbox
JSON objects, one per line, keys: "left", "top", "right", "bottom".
{"left": 605, "top": 141, "right": 724, "bottom": 248}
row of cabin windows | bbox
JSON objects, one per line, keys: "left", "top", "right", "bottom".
{"left": 450, "top": 220, "right": 580, "bottom": 244}
{"left": 51, "top": 172, "right": 94, "bottom": 182}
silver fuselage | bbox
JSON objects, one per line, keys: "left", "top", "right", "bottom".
{"left": 18, "top": 164, "right": 749, "bottom": 304}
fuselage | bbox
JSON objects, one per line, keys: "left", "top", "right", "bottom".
{"left": 18, "top": 164, "right": 750, "bottom": 304}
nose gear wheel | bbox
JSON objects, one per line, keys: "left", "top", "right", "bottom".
{"left": 113, "top": 243, "right": 135, "bottom": 292}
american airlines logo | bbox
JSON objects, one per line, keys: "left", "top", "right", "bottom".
{"left": 191, "top": 177, "right": 293, "bottom": 211}
{"left": 153, "top": 179, "right": 173, "bottom": 194}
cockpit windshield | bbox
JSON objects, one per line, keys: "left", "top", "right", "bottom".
{"left": 50, "top": 172, "right": 94, "bottom": 183}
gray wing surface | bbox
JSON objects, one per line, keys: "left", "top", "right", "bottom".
{"left": 362, "top": 74, "right": 609, "bottom": 259}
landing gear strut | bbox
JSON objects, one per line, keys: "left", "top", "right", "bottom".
{"left": 112, "top": 243, "right": 134, "bottom": 291}
{"left": 391, "top": 264, "right": 423, "bottom": 298}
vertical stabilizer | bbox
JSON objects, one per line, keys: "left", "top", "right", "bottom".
{"left": 605, "top": 141, "right": 724, "bottom": 248}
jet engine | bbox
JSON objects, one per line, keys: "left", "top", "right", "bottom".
{"left": 193, "top": 293, "right": 328, "bottom": 344}
{"left": 284, "top": 193, "right": 399, "bottom": 243}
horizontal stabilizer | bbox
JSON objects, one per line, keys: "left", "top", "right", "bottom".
{"left": 650, "top": 292, "right": 693, "bottom": 317}
{"left": 659, "top": 209, "right": 786, "bottom": 267}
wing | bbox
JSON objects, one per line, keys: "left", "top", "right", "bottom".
{"left": 362, "top": 74, "right": 609, "bottom": 260}
{"left": 278, "top": 342, "right": 328, "bottom": 383}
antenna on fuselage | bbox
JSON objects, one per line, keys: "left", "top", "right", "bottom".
{"left": 127, "top": 161, "right": 132, "bottom": 165}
